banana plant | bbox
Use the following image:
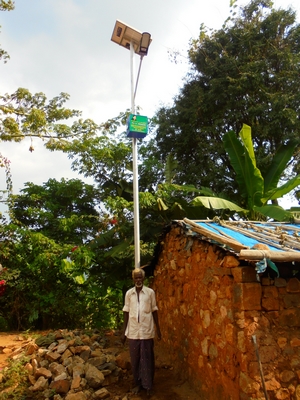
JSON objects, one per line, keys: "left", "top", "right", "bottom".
{"left": 158, "top": 153, "right": 247, "bottom": 219}
{"left": 222, "top": 124, "right": 300, "bottom": 221}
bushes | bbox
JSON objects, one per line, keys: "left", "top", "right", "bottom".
{"left": 0, "top": 226, "right": 124, "bottom": 331}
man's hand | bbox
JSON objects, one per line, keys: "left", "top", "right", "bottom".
{"left": 152, "top": 310, "right": 161, "bottom": 341}
{"left": 157, "top": 329, "right": 162, "bottom": 341}
{"left": 121, "top": 333, "right": 127, "bottom": 344}
{"left": 121, "top": 312, "right": 129, "bottom": 345}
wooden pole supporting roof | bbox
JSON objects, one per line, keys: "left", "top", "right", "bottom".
{"left": 182, "top": 218, "right": 300, "bottom": 262}
{"left": 239, "top": 249, "right": 300, "bottom": 262}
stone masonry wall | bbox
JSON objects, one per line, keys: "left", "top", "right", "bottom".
{"left": 152, "top": 224, "right": 300, "bottom": 400}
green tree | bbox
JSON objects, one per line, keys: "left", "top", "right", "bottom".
{"left": 0, "top": 88, "right": 100, "bottom": 145}
{"left": 2, "top": 176, "right": 134, "bottom": 330}
{"left": 154, "top": 0, "right": 300, "bottom": 201}
{"left": 0, "top": 223, "right": 93, "bottom": 330}
{"left": 0, "top": 214, "right": 126, "bottom": 331}
{"left": 12, "top": 178, "right": 101, "bottom": 244}
{"left": 48, "top": 110, "right": 153, "bottom": 199}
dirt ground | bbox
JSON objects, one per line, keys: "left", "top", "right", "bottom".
{"left": 0, "top": 332, "right": 199, "bottom": 400}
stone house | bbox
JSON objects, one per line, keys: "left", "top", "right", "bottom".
{"left": 150, "top": 218, "right": 300, "bottom": 400}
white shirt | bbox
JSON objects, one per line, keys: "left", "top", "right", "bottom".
{"left": 123, "top": 286, "right": 158, "bottom": 340}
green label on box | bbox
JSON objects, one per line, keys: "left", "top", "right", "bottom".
{"left": 128, "top": 115, "right": 148, "bottom": 134}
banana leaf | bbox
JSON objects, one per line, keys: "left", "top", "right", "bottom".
{"left": 262, "top": 175, "right": 300, "bottom": 202}
{"left": 239, "top": 123, "right": 256, "bottom": 166}
{"left": 264, "top": 140, "right": 298, "bottom": 193}
{"left": 253, "top": 204, "right": 293, "bottom": 222}
{"left": 192, "top": 196, "right": 247, "bottom": 212}
{"left": 223, "top": 129, "right": 264, "bottom": 208}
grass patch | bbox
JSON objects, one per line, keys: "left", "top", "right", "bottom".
{"left": 0, "top": 356, "right": 32, "bottom": 400}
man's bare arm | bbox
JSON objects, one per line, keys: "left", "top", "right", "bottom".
{"left": 152, "top": 310, "right": 161, "bottom": 340}
{"left": 121, "top": 311, "right": 129, "bottom": 344}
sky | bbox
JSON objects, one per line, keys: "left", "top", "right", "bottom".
{"left": 1, "top": 0, "right": 300, "bottom": 214}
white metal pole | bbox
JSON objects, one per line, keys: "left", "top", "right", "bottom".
{"left": 130, "top": 41, "right": 140, "bottom": 269}
{"left": 130, "top": 42, "right": 135, "bottom": 114}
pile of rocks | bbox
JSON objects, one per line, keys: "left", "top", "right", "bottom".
{"left": 1, "top": 329, "right": 132, "bottom": 400}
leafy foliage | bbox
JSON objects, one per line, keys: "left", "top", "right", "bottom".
{"left": 0, "top": 224, "right": 87, "bottom": 330}
{"left": 0, "top": 356, "right": 32, "bottom": 400}
{"left": 0, "top": 178, "right": 129, "bottom": 330}
{"left": 0, "top": 220, "right": 126, "bottom": 330}
{"left": 0, "top": 0, "right": 14, "bottom": 11}
{"left": 12, "top": 178, "right": 101, "bottom": 244}
{"left": 154, "top": 0, "right": 300, "bottom": 201}
{"left": 0, "top": 153, "right": 13, "bottom": 214}
{"left": 223, "top": 124, "right": 299, "bottom": 220}
{"left": 0, "top": 89, "right": 100, "bottom": 144}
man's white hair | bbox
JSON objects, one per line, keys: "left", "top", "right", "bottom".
{"left": 132, "top": 268, "right": 145, "bottom": 278}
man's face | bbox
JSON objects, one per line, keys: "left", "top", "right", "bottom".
{"left": 133, "top": 272, "right": 144, "bottom": 288}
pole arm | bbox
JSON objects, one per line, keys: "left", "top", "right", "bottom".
{"left": 130, "top": 42, "right": 135, "bottom": 114}
{"left": 134, "top": 55, "right": 144, "bottom": 104}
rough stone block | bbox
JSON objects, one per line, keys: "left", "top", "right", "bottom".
{"left": 84, "top": 363, "right": 105, "bottom": 388}
{"left": 279, "top": 309, "right": 300, "bottom": 327}
{"left": 46, "top": 351, "right": 61, "bottom": 362}
{"left": 94, "top": 387, "right": 111, "bottom": 399}
{"left": 262, "top": 286, "right": 279, "bottom": 311}
{"left": 239, "top": 372, "right": 260, "bottom": 394}
{"left": 262, "top": 296, "right": 279, "bottom": 311}
{"left": 35, "top": 367, "right": 52, "bottom": 379}
{"left": 263, "top": 286, "right": 278, "bottom": 298}
{"left": 50, "top": 379, "right": 70, "bottom": 394}
{"left": 283, "top": 294, "right": 300, "bottom": 308}
{"left": 287, "top": 278, "right": 300, "bottom": 293}
{"left": 170, "top": 260, "right": 176, "bottom": 270}
{"left": 223, "top": 255, "right": 240, "bottom": 268}
{"left": 275, "top": 278, "right": 287, "bottom": 287}
{"left": 231, "top": 267, "right": 257, "bottom": 283}
{"left": 261, "top": 277, "right": 273, "bottom": 286}
{"left": 61, "top": 349, "right": 73, "bottom": 361}
{"left": 233, "top": 283, "right": 262, "bottom": 310}
{"left": 71, "top": 375, "right": 81, "bottom": 390}
{"left": 115, "top": 351, "right": 131, "bottom": 370}
{"left": 265, "top": 378, "right": 281, "bottom": 391}
{"left": 30, "top": 376, "right": 49, "bottom": 392}
{"left": 65, "top": 392, "right": 87, "bottom": 400}
{"left": 259, "top": 345, "right": 278, "bottom": 363}
{"left": 211, "top": 267, "right": 233, "bottom": 276}
{"left": 290, "top": 338, "right": 300, "bottom": 347}
{"left": 280, "top": 369, "right": 295, "bottom": 383}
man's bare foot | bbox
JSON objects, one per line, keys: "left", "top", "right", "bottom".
{"left": 131, "top": 385, "right": 142, "bottom": 394}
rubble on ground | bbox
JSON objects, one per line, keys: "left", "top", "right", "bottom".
{"left": 0, "top": 329, "right": 132, "bottom": 399}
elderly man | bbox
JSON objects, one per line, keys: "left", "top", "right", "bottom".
{"left": 121, "top": 267, "right": 161, "bottom": 396}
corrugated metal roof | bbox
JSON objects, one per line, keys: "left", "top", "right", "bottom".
{"left": 180, "top": 218, "right": 300, "bottom": 262}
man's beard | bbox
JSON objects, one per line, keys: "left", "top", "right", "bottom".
{"left": 135, "top": 282, "right": 143, "bottom": 288}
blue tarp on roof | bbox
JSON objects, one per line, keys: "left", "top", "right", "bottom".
{"left": 182, "top": 219, "right": 300, "bottom": 254}
{"left": 195, "top": 221, "right": 282, "bottom": 252}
